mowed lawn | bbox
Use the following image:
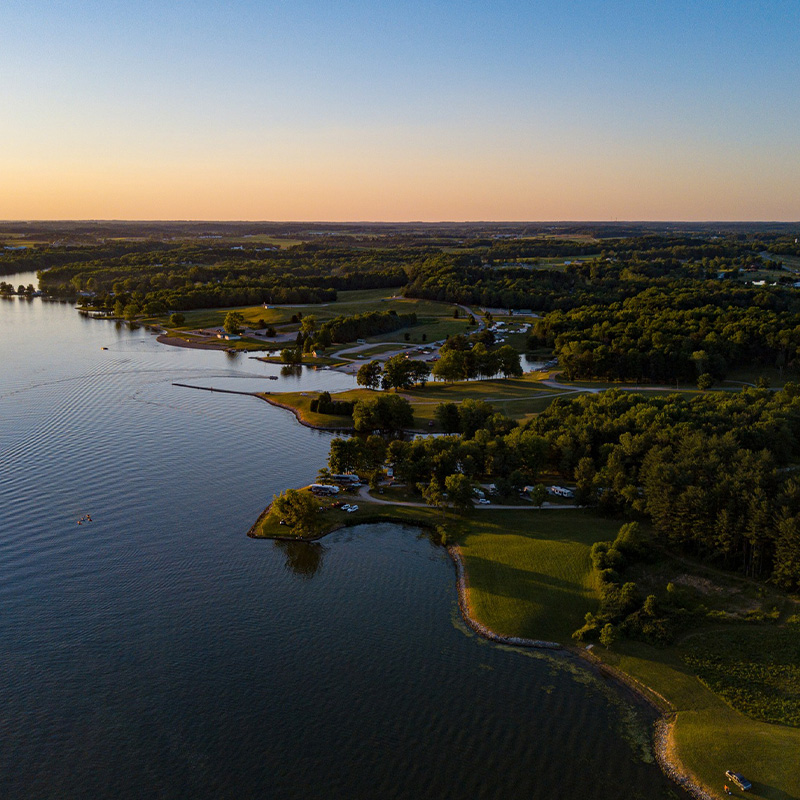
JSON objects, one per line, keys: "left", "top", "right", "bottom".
{"left": 607, "top": 641, "right": 800, "bottom": 800}
{"left": 458, "top": 510, "right": 623, "bottom": 643}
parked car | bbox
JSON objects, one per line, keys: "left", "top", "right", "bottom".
{"left": 346, "top": 504, "right": 359, "bottom": 513}
{"left": 477, "top": 498, "right": 491, "bottom": 505}
{"left": 725, "top": 771, "right": 752, "bottom": 791}
{"left": 341, "top": 504, "right": 352, "bottom": 511}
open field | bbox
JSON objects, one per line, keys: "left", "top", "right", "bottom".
{"left": 605, "top": 641, "right": 800, "bottom": 800}
{"left": 148, "top": 305, "right": 296, "bottom": 330}
{"left": 457, "top": 509, "right": 621, "bottom": 643}
{"left": 260, "top": 375, "right": 568, "bottom": 431}
{"left": 148, "top": 289, "right": 477, "bottom": 346}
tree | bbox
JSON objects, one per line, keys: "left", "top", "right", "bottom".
{"left": 408, "top": 360, "right": 431, "bottom": 387}
{"left": 435, "top": 402, "right": 461, "bottom": 433}
{"left": 356, "top": 360, "right": 382, "bottom": 390}
{"left": 280, "top": 347, "right": 302, "bottom": 364}
{"left": 599, "top": 623, "right": 617, "bottom": 648}
{"left": 328, "top": 437, "right": 365, "bottom": 474}
{"left": 432, "top": 351, "right": 466, "bottom": 383}
{"left": 458, "top": 399, "right": 494, "bottom": 438}
{"left": 421, "top": 477, "right": 446, "bottom": 510}
{"left": 272, "top": 489, "right": 318, "bottom": 535}
{"left": 224, "top": 311, "right": 244, "bottom": 335}
{"left": 530, "top": 484, "right": 548, "bottom": 506}
{"left": 444, "top": 473, "right": 474, "bottom": 510}
{"left": 496, "top": 345, "right": 523, "bottom": 378}
{"left": 266, "top": 325, "right": 276, "bottom": 337}
{"left": 696, "top": 372, "right": 713, "bottom": 390}
{"left": 170, "top": 312, "right": 185, "bottom": 327}
{"left": 300, "top": 314, "right": 317, "bottom": 334}
{"left": 353, "top": 394, "right": 413, "bottom": 434}
{"left": 382, "top": 354, "right": 414, "bottom": 390}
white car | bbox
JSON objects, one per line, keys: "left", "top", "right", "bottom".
{"left": 477, "top": 498, "right": 491, "bottom": 505}
{"left": 346, "top": 504, "right": 359, "bottom": 513}
{"left": 341, "top": 504, "right": 352, "bottom": 511}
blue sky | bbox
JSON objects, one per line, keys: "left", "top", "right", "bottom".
{"left": 2, "top": 0, "right": 798, "bottom": 219}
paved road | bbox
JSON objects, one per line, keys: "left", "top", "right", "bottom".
{"left": 356, "top": 486, "right": 579, "bottom": 510}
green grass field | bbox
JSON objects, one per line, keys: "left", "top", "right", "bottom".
{"left": 457, "top": 510, "right": 623, "bottom": 643}
{"left": 261, "top": 375, "right": 567, "bottom": 431}
{"left": 681, "top": 626, "right": 800, "bottom": 727}
{"left": 148, "top": 289, "right": 477, "bottom": 346}
{"left": 607, "top": 641, "right": 800, "bottom": 800}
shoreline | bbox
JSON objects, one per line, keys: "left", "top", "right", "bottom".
{"left": 447, "top": 541, "right": 714, "bottom": 799}
{"left": 256, "top": 394, "right": 355, "bottom": 433}
{"left": 448, "top": 542, "right": 715, "bottom": 799}
{"left": 249, "top": 509, "right": 718, "bottom": 800}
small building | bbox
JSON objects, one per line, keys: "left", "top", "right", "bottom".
{"left": 217, "top": 333, "right": 241, "bottom": 341}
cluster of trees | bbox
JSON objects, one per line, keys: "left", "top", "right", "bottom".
{"left": 30, "top": 240, "right": 412, "bottom": 312}
{"left": 433, "top": 399, "right": 515, "bottom": 436}
{"left": 310, "top": 392, "right": 355, "bottom": 416}
{"left": 526, "top": 388, "right": 800, "bottom": 588}
{"left": 571, "top": 522, "right": 686, "bottom": 646}
{"left": 356, "top": 356, "right": 431, "bottom": 391}
{"left": 352, "top": 394, "right": 414, "bottom": 433}
{"left": 0, "top": 282, "right": 36, "bottom": 295}
{"left": 431, "top": 334, "right": 522, "bottom": 382}
{"left": 403, "top": 235, "right": 775, "bottom": 312}
{"left": 318, "top": 310, "right": 417, "bottom": 344}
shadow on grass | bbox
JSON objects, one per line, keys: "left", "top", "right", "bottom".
{"left": 464, "top": 554, "right": 585, "bottom": 597}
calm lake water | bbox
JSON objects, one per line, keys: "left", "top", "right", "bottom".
{"left": 0, "top": 281, "right": 685, "bottom": 799}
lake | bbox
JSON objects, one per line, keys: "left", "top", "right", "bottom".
{"left": 0, "top": 281, "right": 685, "bottom": 799}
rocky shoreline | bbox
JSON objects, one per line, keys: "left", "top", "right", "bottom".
{"left": 447, "top": 544, "right": 562, "bottom": 650}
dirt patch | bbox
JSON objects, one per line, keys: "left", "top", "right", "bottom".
{"left": 671, "top": 575, "right": 722, "bottom": 595}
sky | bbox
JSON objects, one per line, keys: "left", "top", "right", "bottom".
{"left": 1, "top": 0, "right": 799, "bottom": 221}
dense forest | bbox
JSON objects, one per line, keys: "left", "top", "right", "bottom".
{"left": 329, "top": 387, "right": 800, "bottom": 593}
